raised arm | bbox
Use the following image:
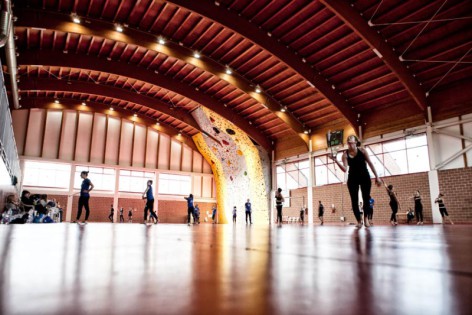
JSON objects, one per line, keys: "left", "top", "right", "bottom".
{"left": 330, "top": 151, "right": 348, "bottom": 173}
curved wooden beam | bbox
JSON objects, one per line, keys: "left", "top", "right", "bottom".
{"left": 16, "top": 49, "right": 272, "bottom": 150}
{"left": 15, "top": 97, "right": 198, "bottom": 150}
{"left": 14, "top": 8, "right": 300, "bottom": 148}
{"left": 319, "top": 0, "right": 427, "bottom": 112}
{"left": 17, "top": 77, "right": 201, "bottom": 131}
{"left": 166, "top": 0, "right": 359, "bottom": 129}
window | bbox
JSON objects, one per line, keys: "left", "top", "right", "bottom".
{"left": 74, "top": 166, "right": 115, "bottom": 191}
{"left": 23, "top": 161, "right": 71, "bottom": 188}
{"left": 119, "top": 170, "right": 155, "bottom": 193}
{"left": 159, "top": 173, "right": 191, "bottom": 195}
{"left": 314, "top": 155, "right": 344, "bottom": 186}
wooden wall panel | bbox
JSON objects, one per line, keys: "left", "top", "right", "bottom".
{"left": 181, "top": 145, "right": 192, "bottom": 172}
{"left": 24, "top": 109, "right": 46, "bottom": 157}
{"left": 202, "top": 159, "right": 212, "bottom": 174}
{"left": 132, "top": 124, "right": 146, "bottom": 167}
{"left": 202, "top": 176, "right": 212, "bottom": 198}
{"left": 119, "top": 120, "right": 134, "bottom": 166}
{"left": 192, "top": 151, "right": 203, "bottom": 173}
{"left": 170, "top": 140, "right": 182, "bottom": 171}
{"left": 74, "top": 112, "right": 93, "bottom": 162}
{"left": 11, "top": 109, "right": 29, "bottom": 155}
{"left": 59, "top": 111, "right": 77, "bottom": 161}
{"left": 105, "top": 117, "right": 121, "bottom": 165}
{"left": 158, "top": 134, "right": 170, "bottom": 170}
{"left": 90, "top": 113, "right": 107, "bottom": 164}
{"left": 145, "top": 128, "right": 159, "bottom": 169}
{"left": 42, "top": 110, "right": 63, "bottom": 159}
{"left": 193, "top": 175, "right": 202, "bottom": 197}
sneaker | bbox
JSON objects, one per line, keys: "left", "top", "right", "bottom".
{"left": 417, "top": 222, "right": 421, "bottom": 225}
{"left": 394, "top": 222, "right": 398, "bottom": 225}
{"left": 390, "top": 221, "right": 395, "bottom": 226}
{"left": 420, "top": 222, "right": 424, "bottom": 225}
{"left": 364, "top": 220, "right": 370, "bottom": 227}
{"left": 355, "top": 223, "right": 362, "bottom": 228}
{"left": 83, "top": 221, "right": 88, "bottom": 224}
{"left": 369, "top": 221, "right": 374, "bottom": 226}
{"left": 188, "top": 223, "right": 191, "bottom": 226}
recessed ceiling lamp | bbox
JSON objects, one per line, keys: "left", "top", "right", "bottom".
{"left": 115, "top": 24, "right": 124, "bottom": 32}
{"left": 71, "top": 13, "right": 81, "bottom": 24}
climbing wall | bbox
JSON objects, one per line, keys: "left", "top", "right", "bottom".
{"left": 192, "top": 107, "right": 269, "bottom": 224}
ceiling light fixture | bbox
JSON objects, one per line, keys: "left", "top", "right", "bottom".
{"left": 133, "top": 113, "right": 137, "bottom": 117}
{"left": 81, "top": 102, "right": 86, "bottom": 106}
{"left": 110, "top": 107, "right": 114, "bottom": 111}
{"left": 255, "top": 85, "right": 262, "bottom": 93}
{"left": 71, "top": 13, "right": 81, "bottom": 24}
{"left": 280, "top": 106, "right": 287, "bottom": 113}
{"left": 158, "top": 36, "right": 166, "bottom": 45}
{"left": 115, "top": 24, "right": 124, "bottom": 32}
{"left": 54, "top": 99, "right": 60, "bottom": 104}
{"left": 225, "top": 66, "right": 232, "bottom": 75}
{"left": 193, "top": 51, "right": 201, "bottom": 59}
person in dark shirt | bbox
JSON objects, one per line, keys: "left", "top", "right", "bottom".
{"left": 119, "top": 207, "right": 124, "bottom": 223}
{"left": 184, "top": 194, "right": 195, "bottom": 226}
{"left": 20, "top": 190, "right": 35, "bottom": 213}
{"left": 73, "top": 171, "right": 94, "bottom": 224}
{"left": 245, "top": 199, "right": 252, "bottom": 224}
{"left": 368, "top": 196, "right": 375, "bottom": 226}
{"left": 275, "top": 188, "right": 284, "bottom": 226}
{"left": 330, "top": 135, "right": 382, "bottom": 228}
{"left": 143, "top": 180, "right": 158, "bottom": 224}
{"left": 385, "top": 184, "right": 401, "bottom": 225}
{"left": 435, "top": 193, "right": 454, "bottom": 225}
{"left": 318, "top": 201, "right": 324, "bottom": 225}
{"left": 128, "top": 208, "right": 133, "bottom": 223}
{"left": 108, "top": 205, "right": 114, "bottom": 222}
{"left": 409, "top": 190, "right": 424, "bottom": 225}
{"left": 232, "top": 206, "right": 237, "bottom": 223}
{"left": 194, "top": 204, "right": 200, "bottom": 224}
{"left": 212, "top": 204, "right": 217, "bottom": 224}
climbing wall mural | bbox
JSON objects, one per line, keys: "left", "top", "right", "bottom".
{"left": 192, "top": 107, "right": 270, "bottom": 224}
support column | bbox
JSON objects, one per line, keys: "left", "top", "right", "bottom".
{"left": 113, "top": 169, "right": 120, "bottom": 222}
{"left": 66, "top": 164, "right": 76, "bottom": 222}
{"left": 270, "top": 150, "right": 275, "bottom": 225}
{"left": 426, "top": 106, "right": 442, "bottom": 223}
{"left": 307, "top": 140, "right": 314, "bottom": 224}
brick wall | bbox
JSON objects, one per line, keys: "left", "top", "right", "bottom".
{"left": 158, "top": 200, "right": 214, "bottom": 223}
{"left": 285, "top": 172, "right": 433, "bottom": 224}
{"left": 71, "top": 196, "right": 114, "bottom": 222}
{"left": 438, "top": 167, "right": 472, "bottom": 223}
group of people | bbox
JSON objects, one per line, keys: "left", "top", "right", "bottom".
{"left": 232, "top": 199, "right": 253, "bottom": 224}
{"left": 108, "top": 206, "right": 139, "bottom": 223}
{"left": 1, "top": 190, "right": 63, "bottom": 224}
{"left": 275, "top": 135, "right": 454, "bottom": 227}
{"left": 184, "top": 194, "right": 218, "bottom": 225}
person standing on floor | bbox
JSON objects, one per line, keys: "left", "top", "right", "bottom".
{"left": 330, "top": 135, "right": 382, "bottom": 228}
{"left": 143, "top": 180, "right": 158, "bottom": 224}
{"left": 212, "top": 204, "right": 218, "bottom": 224}
{"left": 128, "top": 207, "right": 133, "bottom": 223}
{"left": 194, "top": 204, "right": 200, "bottom": 224}
{"left": 73, "top": 171, "right": 94, "bottom": 224}
{"left": 108, "top": 204, "right": 114, "bottom": 223}
{"left": 184, "top": 194, "right": 195, "bottom": 226}
{"left": 368, "top": 196, "right": 375, "bottom": 226}
{"left": 275, "top": 188, "right": 284, "bottom": 225}
{"left": 435, "top": 193, "right": 454, "bottom": 225}
{"left": 232, "top": 206, "right": 237, "bottom": 223}
{"left": 299, "top": 205, "right": 305, "bottom": 224}
{"left": 245, "top": 199, "right": 253, "bottom": 224}
{"left": 119, "top": 207, "right": 124, "bottom": 223}
{"left": 385, "top": 184, "right": 401, "bottom": 225}
{"left": 318, "top": 201, "right": 325, "bottom": 225}
{"left": 409, "top": 190, "right": 424, "bottom": 225}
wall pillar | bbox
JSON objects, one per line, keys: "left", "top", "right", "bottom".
{"left": 113, "top": 169, "right": 120, "bottom": 222}
{"left": 66, "top": 164, "right": 76, "bottom": 222}
{"left": 426, "top": 106, "right": 442, "bottom": 223}
{"left": 307, "top": 140, "right": 314, "bottom": 224}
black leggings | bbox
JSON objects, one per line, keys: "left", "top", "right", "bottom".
{"left": 347, "top": 175, "right": 371, "bottom": 222}
{"left": 246, "top": 211, "right": 252, "bottom": 223}
{"left": 144, "top": 200, "right": 158, "bottom": 221}
{"left": 276, "top": 205, "right": 282, "bottom": 223}
{"left": 390, "top": 202, "right": 398, "bottom": 222}
{"left": 415, "top": 207, "right": 423, "bottom": 222}
{"left": 77, "top": 196, "right": 90, "bottom": 221}
{"left": 188, "top": 207, "right": 195, "bottom": 223}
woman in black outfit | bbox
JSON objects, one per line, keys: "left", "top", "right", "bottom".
{"left": 275, "top": 188, "right": 284, "bottom": 225}
{"left": 331, "top": 135, "right": 382, "bottom": 228}
{"left": 435, "top": 193, "right": 454, "bottom": 225}
{"left": 410, "top": 190, "right": 424, "bottom": 225}
{"left": 385, "top": 184, "right": 400, "bottom": 225}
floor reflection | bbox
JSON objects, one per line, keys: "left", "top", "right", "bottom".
{"left": 0, "top": 224, "right": 470, "bottom": 315}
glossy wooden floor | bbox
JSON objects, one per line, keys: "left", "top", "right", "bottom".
{"left": 1, "top": 223, "right": 471, "bottom": 315}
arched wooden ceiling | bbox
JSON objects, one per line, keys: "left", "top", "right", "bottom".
{"left": 4, "top": 0, "right": 472, "bottom": 152}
